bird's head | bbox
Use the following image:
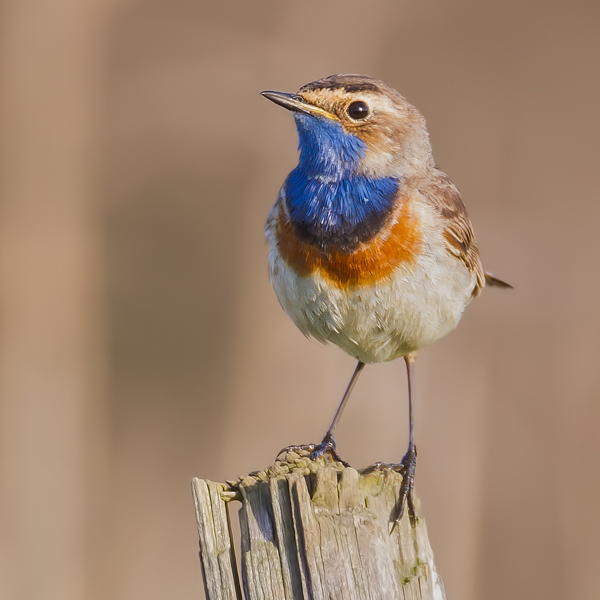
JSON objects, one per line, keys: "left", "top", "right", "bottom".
{"left": 261, "top": 74, "right": 434, "bottom": 180}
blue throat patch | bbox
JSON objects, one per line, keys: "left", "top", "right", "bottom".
{"left": 284, "top": 114, "right": 400, "bottom": 252}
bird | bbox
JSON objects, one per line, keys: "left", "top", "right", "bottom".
{"left": 261, "top": 74, "right": 511, "bottom": 528}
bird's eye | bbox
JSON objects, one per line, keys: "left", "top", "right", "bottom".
{"left": 347, "top": 101, "right": 369, "bottom": 120}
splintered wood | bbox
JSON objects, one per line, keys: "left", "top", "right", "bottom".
{"left": 192, "top": 452, "right": 446, "bottom": 600}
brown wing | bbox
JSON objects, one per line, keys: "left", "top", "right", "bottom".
{"left": 421, "top": 172, "right": 486, "bottom": 297}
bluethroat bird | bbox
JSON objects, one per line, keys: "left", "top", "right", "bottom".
{"left": 261, "top": 74, "right": 511, "bottom": 528}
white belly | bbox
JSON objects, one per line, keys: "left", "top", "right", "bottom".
{"left": 267, "top": 242, "right": 476, "bottom": 364}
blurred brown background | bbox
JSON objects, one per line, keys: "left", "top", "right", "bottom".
{"left": 0, "top": 1, "right": 599, "bottom": 599}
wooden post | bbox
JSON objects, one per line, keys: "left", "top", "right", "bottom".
{"left": 192, "top": 450, "right": 446, "bottom": 600}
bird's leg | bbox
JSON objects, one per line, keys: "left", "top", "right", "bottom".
{"left": 361, "top": 353, "right": 418, "bottom": 530}
{"left": 396, "top": 353, "right": 417, "bottom": 528}
{"left": 277, "top": 361, "right": 365, "bottom": 466}
{"left": 312, "top": 360, "right": 365, "bottom": 464}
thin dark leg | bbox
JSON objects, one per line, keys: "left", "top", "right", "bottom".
{"left": 395, "top": 354, "right": 417, "bottom": 529}
{"left": 277, "top": 360, "right": 365, "bottom": 465}
{"left": 406, "top": 354, "right": 415, "bottom": 448}
{"left": 320, "top": 360, "right": 365, "bottom": 448}
{"left": 360, "top": 352, "right": 418, "bottom": 530}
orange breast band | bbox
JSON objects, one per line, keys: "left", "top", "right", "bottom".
{"left": 275, "top": 197, "right": 422, "bottom": 288}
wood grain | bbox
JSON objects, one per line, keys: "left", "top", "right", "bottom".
{"left": 193, "top": 452, "right": 446, "bottom": 600}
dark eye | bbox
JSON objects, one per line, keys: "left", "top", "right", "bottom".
{"left": 347, "top": 100, "right": 369, "bottom": 120}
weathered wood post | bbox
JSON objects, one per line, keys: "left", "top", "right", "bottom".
{"left": 192, "top": 449, "right": 446, "bottom": 600}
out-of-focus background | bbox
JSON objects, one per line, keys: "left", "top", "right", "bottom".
{"left": 0, "top": 1, "right": 599, "bottom": 599}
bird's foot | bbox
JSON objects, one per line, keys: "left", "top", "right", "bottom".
{"left": 361, "top": 446, "right": 418, "bottom": 530}
{"left": 276, "top": 432, "right": 349, "bottom": 467}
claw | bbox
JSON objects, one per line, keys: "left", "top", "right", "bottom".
{"left": 276, "top": 432, "right": 350, "bottom": 467}
{"left": 276, "top": 443, "right": 317, "bottom": 461}
{"left": 360, "top": 461, "right": 403, "bottom": 475}
{"left": 392, "top": 445, "right": 417, "bottom": 530}
{"left": 361, "top": 446, "right": 418, "bottom": 531}
{"left": 311, "top": 432, "right": 350, "bottom": 466}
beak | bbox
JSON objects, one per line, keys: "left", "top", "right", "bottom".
{"left": 260, "top": 90, "right": 335, "bottom": 120}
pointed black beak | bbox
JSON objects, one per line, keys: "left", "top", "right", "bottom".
{"left": 260, "top": 90, "right": 335, "bottom": 119}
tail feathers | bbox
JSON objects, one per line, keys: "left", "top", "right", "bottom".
{"left": 485, "top": 272, "right": 513, "bottom": 289}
